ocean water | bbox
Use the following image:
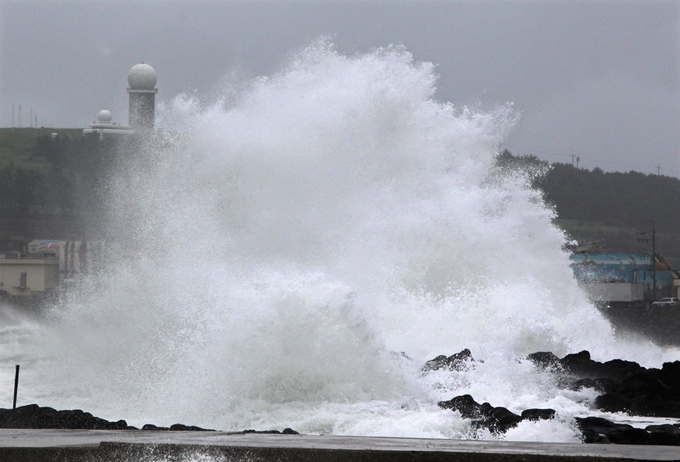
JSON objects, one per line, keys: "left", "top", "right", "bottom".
{"left": 1, "top": 41, "right": 678, "bottom": 442}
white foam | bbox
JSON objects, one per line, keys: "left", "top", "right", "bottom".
{"left": 1, "top": 40, "right": 677, "bottom": 438}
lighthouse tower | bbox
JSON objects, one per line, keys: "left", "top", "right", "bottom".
{"left": 127, "top": 63, "right": 158, "bottom": 130}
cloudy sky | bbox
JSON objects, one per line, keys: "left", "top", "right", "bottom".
{"left": 1, "top": 0, "right": 678, "bottom": 176}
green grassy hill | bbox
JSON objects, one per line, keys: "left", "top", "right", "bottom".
{"left": 496, "top": 151, "right": 680, "bottom": 269}
{"left": 0, "top": 128, "right": 82, "bottom": 171}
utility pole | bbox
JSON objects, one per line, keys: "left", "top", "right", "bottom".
{"left": 636, "top": 221, "right": 657, "bottom": 302}
{"left": 657, "top": 164, "right": 662, "bottom": 176}
{"left": 650, "top": 220, "right": 656, "bottom": 302}
{"left": 570, "top": 153, "right": 576, "bottom": 166}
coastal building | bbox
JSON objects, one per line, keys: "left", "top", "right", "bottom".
{"left": 0, "top": 240, "right": 107, "bottom": 298}
{"left": 570, "top": 252, "right": 678, "bottom": 302}
{"left": 83, "top": 63, "right": 157, "bottom": 137}
{"left": 27, "top": 239, "right": 64, "bottom": 257}
{"left": 0, "top": 253, "right": 59, "bottom": 297}
{"left": 82, "top": 110, "right": 134, "bottom": 139}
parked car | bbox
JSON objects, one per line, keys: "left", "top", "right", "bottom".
{"left": 651, "top": 297, "right": 680, "bottom": 308}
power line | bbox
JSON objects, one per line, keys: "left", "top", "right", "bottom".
{"left": 500, "top": 143, "right": 680, "bottom": 178}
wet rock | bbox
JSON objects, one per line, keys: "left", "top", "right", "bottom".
{"left": 575, "top": 417, "right": 650, "bottom": 445}
{"left": 422, "top": 349, "right": 474, "bottom": 372}
{"left": 520, "top": 408, "right": 556, "bottom": 421}
{"left": 0, "top": 404, "right": 215, "bottom": 432}
{"left": 595, "top": 364, "right": 680, "bottom": 418}
{"left": 438, "top": 395, "right": 530, "bottom": 434}
{"left": 526, "top": 352, "right": 561, "bottom": 370}
{"left": 486, "top": 406, "right": 523, "bottom": 432}
{"left": 0, "top": 404, "right": 132, "bottom": 430}
{"left": 594, "top": 393, "right": 628, "bottom": 413}
{"left": 141, "top": 424, "right": 166, "bottom": 431}
{"left": 646, "top": 424, "right": 680, "bottom": 446}
{"left": 528, "top": 350, "right": 680, "bottom": 419}
{"left": 242, "top": 428, "right": 299, "bottom": 435}
{"left": 438, "top": 394, "right": 483, "bottom": 419}
{"left": 142, "top": 423, "right": 214, "bottom": 431}
{"left": 559, "top": 351, "right": 643, "bottom": 382}
{"left": 571, "top": 378, "right": 616, "bottom": 392}
{"left": 601, "top": 359, "right": 645, "bottom": 381}
{"left": 628, "top": 395, "right": 680, "bottom": 417}
{"left": 170, "top": 423, "right": 213, "bottom": 431}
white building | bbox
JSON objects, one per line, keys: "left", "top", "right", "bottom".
{"left": 0, "top": 254, "right": 59, "bottom": 297}
{"left": 83, "top": 63, "right": 158, "bottom": 137}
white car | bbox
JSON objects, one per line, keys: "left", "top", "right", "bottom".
{"left": 651, "top": 297, "right": 680, "bottom": 308}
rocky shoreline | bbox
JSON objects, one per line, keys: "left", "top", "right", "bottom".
{"left": 429, "top": 349, "right": 680, "bottom": 445}
{"left": 2, "top": 349, "right": 678, "bottom": 446}
{"left": 0, "top": 404, "right": 298, "bottom": 435}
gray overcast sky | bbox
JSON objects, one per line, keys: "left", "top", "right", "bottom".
{"left": 1, "top": 0, "right": 678, "bottom": 176}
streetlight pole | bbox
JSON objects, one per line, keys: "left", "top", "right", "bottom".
{"left": 650, "top": 220, "right": 656, "bottom": 302}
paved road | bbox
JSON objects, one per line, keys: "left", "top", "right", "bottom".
{"left": 0, "top": 430, "right": 679, "bottom": 461}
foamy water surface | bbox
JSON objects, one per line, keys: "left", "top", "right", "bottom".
{"left": 1, "top": 41, "right": 677, "bottom": 442}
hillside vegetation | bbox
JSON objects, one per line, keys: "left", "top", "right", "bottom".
{"left": 0, "top": 130, "right": 678, "bottom": 267}
{"left": 0, "top": 128, "right": 82, "bottom": 171}
{"left": 496, "top": 151, "right": 680, "bottom": 268}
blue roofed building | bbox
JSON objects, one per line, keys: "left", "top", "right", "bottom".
{"left": 570, "top": 252, "right": 678, "bottom": 303}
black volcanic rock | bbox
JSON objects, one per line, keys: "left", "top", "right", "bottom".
{"left": 559, "top": 350, "right": 643, "bottom": 382}
{"left": 438, "top": 394, "right": 482, "bottom": 419}
{"left": 422, "top": 349, "right": 474, "bottom": 372}
{"left": 242, "top": 428, "right": 300, "bottom": 435}
{"left": 0, "top": 404, "right": 216, "bottom": 432}
{"left": 485, "top": 406, "right": 523, "bottom": 432}
{"left": 520, "top": 408, "right": 556, "bottom": 421}
{"left": 0, "top": 404, "right": 132, "bottom": 430}
{"left": 438, "top": 394, "right": 680, "bottom": 446}
{"left": 438, "top": 395, "right": 534, "bottom": 434}
{"left": 141, "top": 423, "right": 214, "bottom": 431}
{"left": 594, "top": 393, "right": 629, "bottom": 413}
{"left": 170, "top": 423, "right": 212, "bottom": 431}
{"left": 575, "top": 417, "right": 651, "bottom": 445}
{"left": 571, "top": 377, "right": 619, "bottom": 394}
{"left": 527, "top": 350, "right": 680, "bottom": 419}
{"left": 646, "top": 424, "right": 680, "bottom": 446}
{"left": 526, "top": 351, "right": 561, "bottom": 370}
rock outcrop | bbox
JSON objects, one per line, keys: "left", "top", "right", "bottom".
{"left": 438, "top": 394, "right": 553, "bottom": 434}
{"left": 527, "top": 350, "right": 680, "bottom": 418}
{"left": 0, "top": 404, "right": 134, "bottom": 430}
{"left": 431, "top": 349, "right": 680, "bottom": 446}
{"left": 0, "top": 404, "right": 214, "bottom": 431}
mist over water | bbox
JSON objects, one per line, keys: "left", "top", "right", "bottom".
{"left": 2, "top": 42, "right": 678, "bottom": 440}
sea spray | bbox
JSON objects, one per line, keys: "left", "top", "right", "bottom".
{"left": 1, "top": 40, "right": 677, "bottom": 439}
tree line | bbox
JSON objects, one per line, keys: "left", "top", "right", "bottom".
{"left": 496, "top": 150, "right": 680, "bottom": 267}
{"left": 495, "top": 150, "right": 679, "bottom": 233}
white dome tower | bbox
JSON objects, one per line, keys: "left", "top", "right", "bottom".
{"left": 97, "top": 110, "right": 112, "bottom": 124}
{"left": 127, "top": 63, "right": 158, "bottom": 130}
{"left": 83, "top": 109, "right": 134, "bottom": 138}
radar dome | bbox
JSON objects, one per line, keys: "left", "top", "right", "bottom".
{"left": 97, "top": 110, "right": 112, "bottom": 123}
{"left": 127, "top": 63, "right": 157, "bottom": 90}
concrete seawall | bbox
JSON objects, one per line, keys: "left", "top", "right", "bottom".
{"left": 1, "top": 430, "right": 679, "bottom": 461}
